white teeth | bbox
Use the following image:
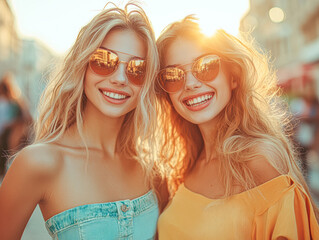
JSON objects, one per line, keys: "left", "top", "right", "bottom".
{"left": 185, "top": 94, "right": 213, "bottom": 107}
{"left": 102, "top": 91, "right": 128, "bottom": 100}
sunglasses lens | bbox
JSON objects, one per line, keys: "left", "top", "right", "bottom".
{"left": 89, "top": 49, "right": 119, "bottom": 76}
{"left": 192, "top": 55, "right": 220, "bottom": 82}
{"left": 158, "top": 68, "right": 185, "bottom": 93}
{"left": 127, "top": 59, "right": 146, "bottom": 85}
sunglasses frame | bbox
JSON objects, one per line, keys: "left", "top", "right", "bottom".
{"left": 157, "top": 54, "right": 221, "bottom": 93}
{"left": 89, "top": 47, "right": 147, "bottom": 86}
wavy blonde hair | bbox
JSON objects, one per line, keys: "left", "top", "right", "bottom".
{"left": 33, "top": 2, "right": 159, "bottom": 180}
{"left": 156, "top": 16, "right": 319, "bottom": 217}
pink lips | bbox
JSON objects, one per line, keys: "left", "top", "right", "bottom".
{"left": 99, "top": 88, "right": 130, "bottom": 105}
{"left": 182, "top": 92, "right": 214, "bottom": 111}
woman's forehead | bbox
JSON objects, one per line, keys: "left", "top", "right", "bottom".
{"left": 164, "top": 37, "right": 206, "bottom": 67}
{"left": 101, "top": 28, "right": 146, "bottom": 59}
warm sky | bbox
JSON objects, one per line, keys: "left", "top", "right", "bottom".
{"left": 8, "top": 0, "right": 250, "bottom": 55}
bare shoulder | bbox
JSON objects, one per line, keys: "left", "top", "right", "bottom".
{"left": 246, "top": 155, "right": 281, "bottom": 186}
{"left": 12, "top": 143, "right": 64, "bottom": 179}
{"left": 0, "top": 143, "right": 64, "bottom": 239}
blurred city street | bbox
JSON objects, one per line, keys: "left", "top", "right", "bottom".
{"left": 1, "top": 0, "right": 319, "bottom": 239}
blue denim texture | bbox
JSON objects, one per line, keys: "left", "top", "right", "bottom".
{"left": 45, "top": 190, "right": 158, "bottom": 240}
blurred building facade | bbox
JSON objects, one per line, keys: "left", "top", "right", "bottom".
{"left": 0, "top": 0, "right": 58, "bottom": 117}
{"left": 240, "top": 0, "right": 319, "bottom": 99}
{"left": 17, "top": 39, "right": 58, "bottom": 116}
{"left": 0, "top": 0, "right": 20, "bottom": 77}
{"left": 240, "top": 0, "right": 319, "bottom": 190}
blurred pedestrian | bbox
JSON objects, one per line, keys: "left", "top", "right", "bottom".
{"left": 0, "top": 102, "right": 33, "bottom": 178}
{"left": 0, "top": 73, "right": 33, "bottom": 179}
{"left": 0, "top": 73, "right": 21, "bottom": 135}
{"left": 290, "top": 81, "right": 319, "bottom": 177}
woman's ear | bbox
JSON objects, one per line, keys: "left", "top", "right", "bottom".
{"left": 230, "top": 77, "right": 238, "bottom": 90}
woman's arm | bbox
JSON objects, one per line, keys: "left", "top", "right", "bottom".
{"left": 0, "top": 144, "right": 58, "bottom": 240}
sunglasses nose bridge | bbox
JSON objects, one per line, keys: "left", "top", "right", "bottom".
{"left": 110, "top": 61, "right": 129, "bottom": 85}
{"left": 184, "top": 70, "right": 202, "bottom": 90}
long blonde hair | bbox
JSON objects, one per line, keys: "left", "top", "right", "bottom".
{"left": 156, "top": 16, "right": 319, "bottom": 217}
{"left": 34, "top": 2, "right": 159, "bottom": 179}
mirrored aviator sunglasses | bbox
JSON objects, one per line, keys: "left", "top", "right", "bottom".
{"left": 157, "top": 54, "right": 221, "bottom": 93}
{"left": 89, "top": 48, "right": 147, "bottom": 86}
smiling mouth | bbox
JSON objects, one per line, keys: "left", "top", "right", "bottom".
{"left": 101, "top": 91, "right": 130, "bottom": 100}
{"left": 183, "top": 93, "right": 214, "bottom": 107}
{"left": 100, "top": 89, "right": 130, "bottom": 101}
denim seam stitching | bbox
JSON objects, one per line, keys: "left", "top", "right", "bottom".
{"left": 52, "top": 216, "right": 115, "bottom": 234}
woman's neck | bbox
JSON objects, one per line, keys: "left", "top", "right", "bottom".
{"left": 80, "top": 102, "right": 126, "bottom": 157}
{"left": 198, "top": 119, "right": 219, "bottom": 162}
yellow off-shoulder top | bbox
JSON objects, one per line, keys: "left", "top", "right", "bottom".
{"left": 158, "top": 175, "right": 319, "bottom": 239}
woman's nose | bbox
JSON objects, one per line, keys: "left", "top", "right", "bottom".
{"left": 109, "top": 62, "right": 128, "bottom": 86}
{"left": 184, "top": 71, "right": 202, "bottom": 91}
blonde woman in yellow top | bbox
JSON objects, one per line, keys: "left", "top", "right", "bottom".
{"left": 156, "top": 16, "right": 319, "bottom": 239}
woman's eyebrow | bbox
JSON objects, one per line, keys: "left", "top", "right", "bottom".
{"left": 167, "top": 61, "right": 194, "bottom": 68}
{"left": 166, "top": 64, "right": 180, "bottom": 68}
{"left": 165, "top": 54, "right": 219, "bottom": 69}
{"left": 98, "top": 46, "right": 144, "bottom": 59}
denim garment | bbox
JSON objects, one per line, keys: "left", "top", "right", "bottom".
{"left": 45, "top": 190, "right": 158, "bottom": 240}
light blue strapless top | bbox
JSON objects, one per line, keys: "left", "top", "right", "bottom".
{"left": 45, "top": 190, "right": 159, "bottom": 240}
